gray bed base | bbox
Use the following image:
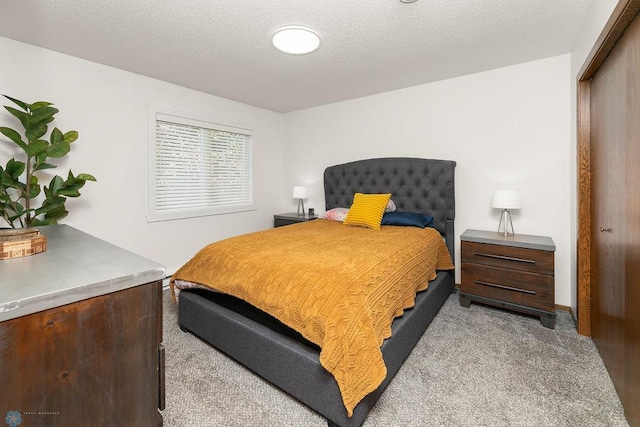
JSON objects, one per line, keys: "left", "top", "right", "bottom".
{"left": 178, "top": 157, "right": 456, "bottom": 427}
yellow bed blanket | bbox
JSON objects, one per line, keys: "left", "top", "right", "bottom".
{"left": 170, "top": 219, "right": 454, "bottom": 416}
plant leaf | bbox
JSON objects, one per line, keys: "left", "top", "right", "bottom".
{"left": 28, "top": 175, "right": 40, "bottom": 199}
{"left": 45, "top": 140, "right": 70, "bottom": 158}
{"left": 50, "top": 127, "right": 63, "bottom": 144}
{"left": 3, "top": 95, "right": 30, "bottom": 111}
{"left": 30, "top": 101, "right": 54, "bottom": 110}
{"left": 6, "top": 159, "right": 25, "bottom": 179}
{"left": 0, "top": 127, "right": 27, "bottom": 150}
{"left": 25, "top": 139, "right": 49, "bottom": 157}
{"left": 34, "top": 162, "right": 57, "bottom": 171}
{"left": 43, "top": 203, "right": 68, "bottom": 222}
{"left": 0, "top": 173, "right": 20, "bottom": 189}
{"left": 57, "top": 188, "right": 81, "bottom": 197}
{"left": 4, "top": 106, "right": 30, "bottom": 129}
{"left": 63, "top": 130, "right": 78, "bottom": 143}
{"left": 49, "top": 175, "right": 64, "bottom": 195}
{"left": 35, "top": 198, "right": 64, "bottom": 215}
{"left": 25, "top": 123, "right": 48, "bottom": 142}
{"left": 29, "top": 106, "right": 58, "bottom": 125}
{"left": 76, "top": 173, "right": 97, "bottom": 182}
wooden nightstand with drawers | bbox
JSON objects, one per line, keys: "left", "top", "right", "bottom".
{"left": 459, "top": 229, "right": 556, "bottom": 328}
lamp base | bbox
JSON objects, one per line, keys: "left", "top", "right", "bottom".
{"left": 497, "top": 209, "right": 515, "bottom": 236}
{"left": 297, "top": 199, "right": 305, "bottom": 216}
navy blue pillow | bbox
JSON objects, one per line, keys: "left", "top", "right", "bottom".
{"left": 381, "top": 212, "right": 434, "bottom": 228}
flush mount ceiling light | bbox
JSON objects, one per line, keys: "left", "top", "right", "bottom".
{"left": 400, "top": 0, "right": 418, "bottom": 3}
{"left": 271, "top": 26, "right": 321, "bottom": 55}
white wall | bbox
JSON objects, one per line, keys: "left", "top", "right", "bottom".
{"left": 568, "top": 1, "right": 619, "bottom": 314}
{"left": 0, "top": 36, "right": 286, "bottom": 275}
{"left": 284, "top": 55, "right": 574, "bottom": 306}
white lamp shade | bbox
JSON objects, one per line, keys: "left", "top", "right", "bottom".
{"left": 491, "top": 190, "right": 521, "bottom": 209}
{"left": 292, "top": 186, "right": 308, "bottom": 199}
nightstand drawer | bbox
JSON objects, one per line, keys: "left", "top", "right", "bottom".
{"left": 461, "top": 263, "right": 554, "bottom": 312}
{"left": 461, "top": 241, "right": 554, "bottom": 276}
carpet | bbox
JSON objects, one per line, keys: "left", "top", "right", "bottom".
{"left": 160, "top": 289, "right": 628, "bottom": 426}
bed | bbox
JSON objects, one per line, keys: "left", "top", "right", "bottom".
{"left": 172, "top": 157, "right": 456, "bottom": 427}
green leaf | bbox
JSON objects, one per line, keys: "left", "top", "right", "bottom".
{"left": 49, "top": 175, "right": 64, "bottom": 195}
{"left": 76, "top": 173, "right": 97, "bottom": 182}
{"left": 0, "top": 173, "right": 20, "bottom": 189}
{"left": 63, "top": 130, "right": 78, "bottom": 143}
{"left": 0, "top": 127, "right": 27, "bottom": 150}
{"left": 45, "top": 140, "right": 70, "bottom": 158}
{"left": 29, "top": 106, "right": 58, "bottom": 125}
{"left": 3, "top": 95, "right": 30, "bottom": 111}
{"left": 25, "top": 123, "right": 48, "bottom": 142}
{"left": 50, "top": 127, "right": 64, "bottom": 144}
{"left": 30, "top": 101, "right": 54, "bottom": 110}
{"left": 35, "top": 198, "right": 64, "bottom": 215}
{"left": 34, "top": 162, "right": 57, "bottom": 171}
{"left": 7, "top": 203, "right": 26, "bottom": 219}
{"left": 6, "top": 159, "right": 25, "bottom": 179}
{"left": 57, "top": 188, "right": 81, "bottom": 197}
{"left": 43, "top": 204, "right": 68, "bottom": 221}
{"left": 28, "top": 175, "right": 40, "bottom": 199}
{"left": 25, "top": 139, "right": 49, "bottom": 157}
{"left": 4, "top": 106, "right": 30, "bottom": 129}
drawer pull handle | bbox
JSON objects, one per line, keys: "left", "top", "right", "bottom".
{"left": 158, "top": 344, "right": 166, "bottom": 410}
{"left": 475, "top": 280, "right": 536, "bottom": 295}
{"left": 476, "top": 253, "right": 536, "bottom": 264}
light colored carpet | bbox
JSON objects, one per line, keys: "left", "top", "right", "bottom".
{"left": 160, "top": 289, "right": 629, "bottom": 426}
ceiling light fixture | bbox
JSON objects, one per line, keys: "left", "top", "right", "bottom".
{"left": 271, "top": 26, "right": 321, "bottom": 55}
{"left": 400, "top": 0, "right": 418, "bottom": 3}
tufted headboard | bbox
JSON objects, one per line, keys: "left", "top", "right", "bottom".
{"left": 324, "top": 157, "right": 456, "bottom": 257}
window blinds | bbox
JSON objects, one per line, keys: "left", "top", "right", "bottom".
{"left": 149, "top": 112, "right": 253, "bottom": 221}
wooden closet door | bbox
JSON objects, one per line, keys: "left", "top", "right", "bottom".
{"left": 589, "top": 10, "right": 640, "bottom": 426}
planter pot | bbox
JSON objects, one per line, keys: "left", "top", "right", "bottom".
{"left": 0, "top": 228, "right": 47, "bottom": 260}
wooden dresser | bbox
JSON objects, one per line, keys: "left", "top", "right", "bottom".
{"left": 459, "top": 229, "right": 556, "bottom": 328}
{"left": 0, "top": 225, "right": 166, "bottom": 426}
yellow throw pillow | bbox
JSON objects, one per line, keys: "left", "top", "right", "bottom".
{"left": 343, "top": 193, "right": 392, "bottom": 230}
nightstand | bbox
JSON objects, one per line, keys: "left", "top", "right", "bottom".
{"left": 273, "top": 212, "right": 317, "bottom": 228}
{"left": 459, "top": 229, "right": 556, "bottom": 328}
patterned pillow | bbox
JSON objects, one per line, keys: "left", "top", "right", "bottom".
{"left": 386, "top": 199, "right": 397, "bottom": 212}
{"left": 322, "top": 207, "right": 349, "bottom": 222}
{"left": 343, "top": 193, "right": 392, "bottom": 230}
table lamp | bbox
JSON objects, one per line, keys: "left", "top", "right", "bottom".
{"left": 491, "top": 190, "right": 521, "bottom": 236}
{"left": 292, "top": 186, "right": 308, "bottom": 216}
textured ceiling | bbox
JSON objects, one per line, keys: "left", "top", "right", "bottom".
{"left": 0, "top": 0, "right": 593, "bottom": 113}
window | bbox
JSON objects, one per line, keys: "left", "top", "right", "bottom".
{"left": 147, "top": 108, "right": 254, "bottom": 222}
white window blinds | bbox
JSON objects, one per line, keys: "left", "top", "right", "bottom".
{"left": 148, "top": 110, "right": 254, "bottom": 222}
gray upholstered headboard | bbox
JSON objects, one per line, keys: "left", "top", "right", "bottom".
{"left": 324, "top": 157, "right": 456, "bottom": 258}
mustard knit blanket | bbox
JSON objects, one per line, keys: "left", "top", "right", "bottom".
{"left": 171, "top": 219, "right": 454, "bottom": 416}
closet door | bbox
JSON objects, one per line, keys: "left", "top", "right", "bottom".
{"left": 589, "top": 10, "right": 640, "bottom": 426}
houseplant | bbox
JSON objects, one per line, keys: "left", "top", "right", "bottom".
{"left": 0, "top": 95, "right": 96, "bottom": 230}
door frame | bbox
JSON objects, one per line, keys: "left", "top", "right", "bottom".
{"left": 577, "top": 0, "right": 640, "bottom": 336}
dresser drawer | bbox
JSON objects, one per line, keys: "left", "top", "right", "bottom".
{"left": 461, "top": 241, "right": 554, "bottom": 276}
{"left": 461, "top": 263, "right": 554, "bottom": 312}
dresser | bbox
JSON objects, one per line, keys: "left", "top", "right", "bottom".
{"left": 459, "top": 229, "right": 556, "bottom": 328}
{"left": 0, "top": 225, "right": 166, "bottom": 425}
